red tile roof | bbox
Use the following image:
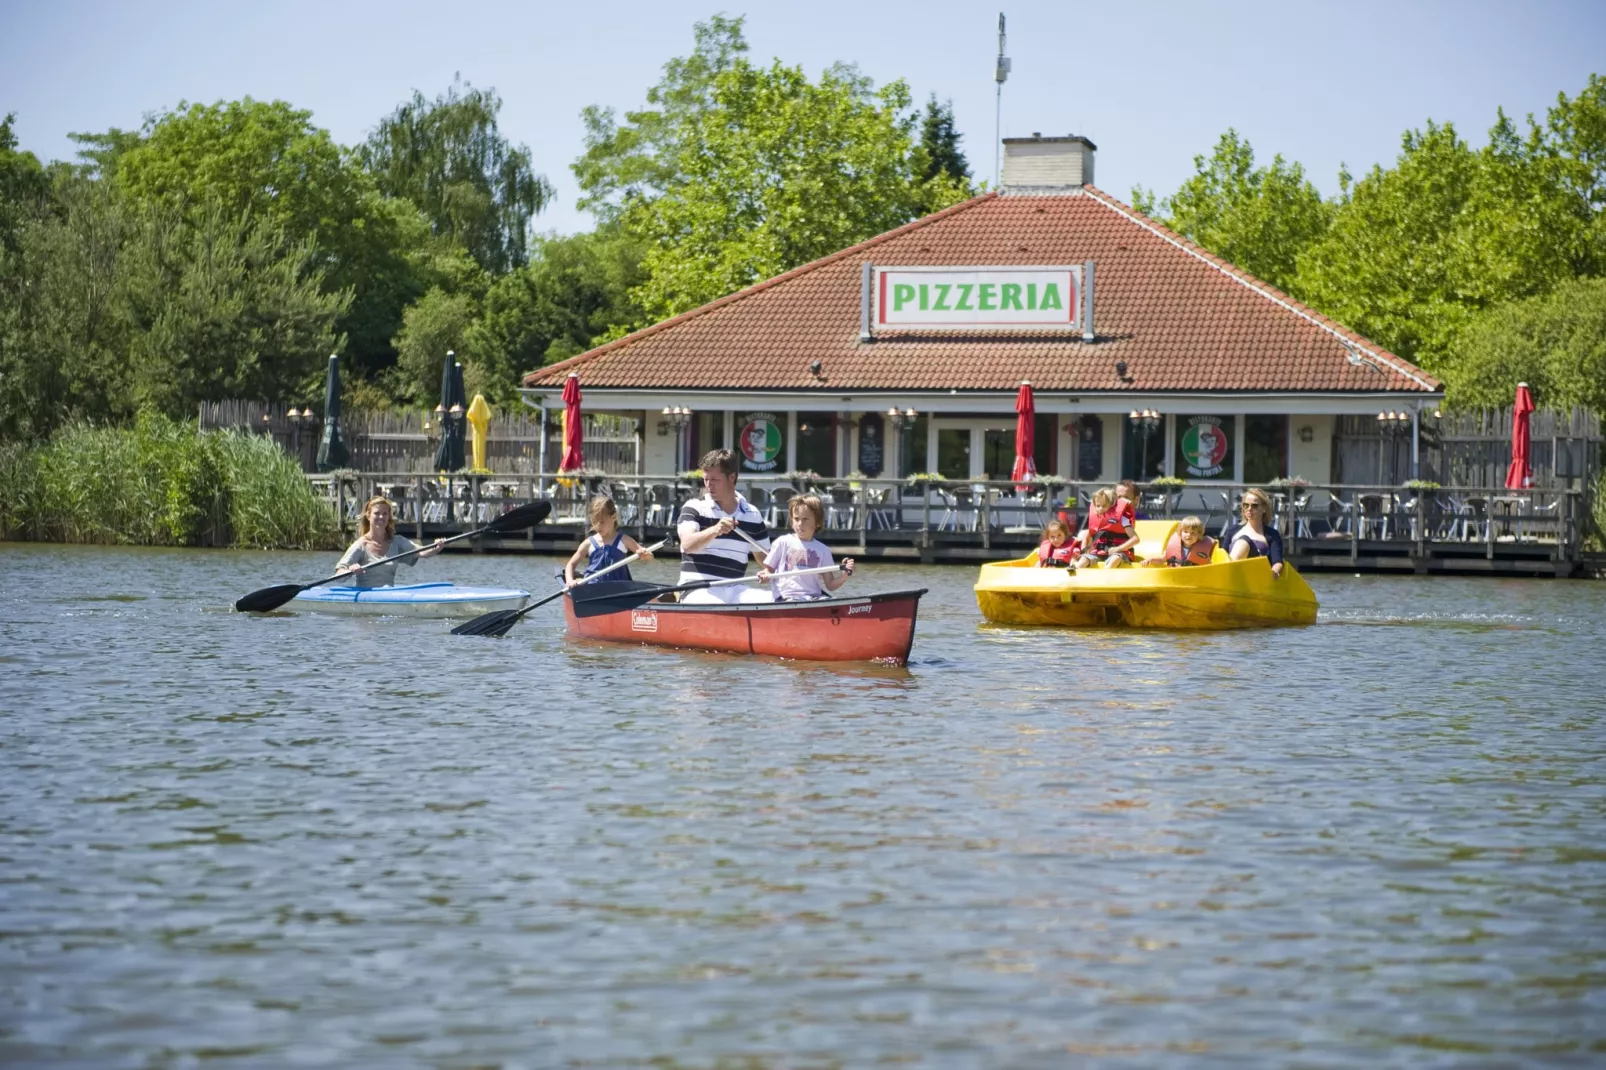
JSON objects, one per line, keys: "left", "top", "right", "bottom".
{"left": 524, "top": 187, "right": 1440, "bottom": 395}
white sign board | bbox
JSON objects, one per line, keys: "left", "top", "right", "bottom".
{"left": 872, "top": 266, "right": 1082, "bottom": 331}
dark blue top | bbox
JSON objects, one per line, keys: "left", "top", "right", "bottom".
{"left": 585, "top": 532, "right": 632, "bottom": 582}
{"left": 1228, "top": 524, "right": 1284, "bottom": 568}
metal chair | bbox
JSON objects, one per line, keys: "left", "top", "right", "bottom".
{"left": 767, "top": 486, "right": 795, "bottom": 528}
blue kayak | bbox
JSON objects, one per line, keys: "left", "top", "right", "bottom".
{"left": 291, "top": 582, "right": 530, "bottom": 617}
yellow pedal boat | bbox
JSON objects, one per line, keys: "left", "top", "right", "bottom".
{"left": 975, "top": 520, "right": 1318, "bottom": 629}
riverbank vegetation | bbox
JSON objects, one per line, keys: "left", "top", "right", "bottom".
{"left": 1, "top": 15, "right": 1601, "bottom": 448}
{"left": 0, "top": 416, "right": 339, "bottom": 549}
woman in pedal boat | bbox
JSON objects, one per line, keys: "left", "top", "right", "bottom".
{"left": 335, "top": 496, "right": 444, "bottom": 588}
{"left": 1229, "top": 487, "right": 1285, "bottom": 578}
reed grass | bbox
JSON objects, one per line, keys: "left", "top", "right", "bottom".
{"left": 0, "top": 415, "right": 340, "bottom": 549}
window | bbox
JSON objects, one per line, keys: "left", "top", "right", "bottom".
{"left": 1174, "top": 415, "right": 1235, "bottom": 480}
{"left": 1075, "top": 416, "right": 1103, "bottom": 481}
{"left": 795, "top": 411, "right": 835, "bottom": 475}
{"left": 936, "top": 428, "right": 971, "bottom": 480}
{"left": 982, "top": 429, "right": 1014, "bottom": 480}
{"left": 1122, "top": 413, "right": 1166, "bottom": 480}
{"left": 1244, "top": 415, "right": 1288, "bottom": 484}
{"left": 897, "top": 414, "right": 930, "bottom": 478}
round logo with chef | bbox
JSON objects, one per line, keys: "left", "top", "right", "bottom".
{"left": 1180, "top": 416, "right": 1229, "bottom": 478}
{"left": 739, "top": 415, "right": 782, "bottom": 471}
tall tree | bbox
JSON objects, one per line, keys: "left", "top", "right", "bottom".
{"left": 106, "top": 98, "right": 430, "bottom": 378}
{"left": 0, "top": 114, "right": 49, "bottom": 254}
{"left": 621, "top": 58, "right": 973, "bottom": 320}
{"left": 360, "top": 78, "right": 553, "bottom": 275}
{"left": 915, "top": 95, "right": 970, "bottom": 187}
{"left": 1131, "top": 129, "right": 1331, "bottom": 294}
{"left": 573, "top": 15, "right": 750, "bottom": 221}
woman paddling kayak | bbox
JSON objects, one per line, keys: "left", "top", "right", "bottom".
{"left": 336, "top": 496, "right": 445, "bottom": 588}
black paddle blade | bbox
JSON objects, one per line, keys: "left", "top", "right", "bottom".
{"left": 484, "top": 500, "right": 552, "bottom": 533}
{"left": 450, "top": 609, "right": 522, "bottom": 637}
{"left": 568, "top": 580, "right": 678, "bottom": 619}
{"left": 234, "top": 583, "right": 306, "bottom": 613}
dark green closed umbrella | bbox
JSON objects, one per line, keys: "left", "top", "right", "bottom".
{"left": 432, "top": 350, "right": 467, "bottom": 472}
{"left": 316, "top": 353, "right": 349, "bottom": 470}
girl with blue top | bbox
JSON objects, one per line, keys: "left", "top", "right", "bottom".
{"left": 564, "top": 497, "right": 653, "bottom": 588}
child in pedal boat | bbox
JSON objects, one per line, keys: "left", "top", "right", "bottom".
{"left": 757, "top": 495, "right": 854, "bottom": 601}
{"left": 564, "top": 496, "right": 653, "bottom": 588}
{"left": 1036, "top": 518, "right": 1078, "bottom": 567}
{"left": 1143, "top": 515, "right": 1215, "bottom": 567}
{"left": 335, "top": 496, "right": 444, "bottom": 588}
{"left": 1074, "top": 487, "right": 1138, "bottom": 569}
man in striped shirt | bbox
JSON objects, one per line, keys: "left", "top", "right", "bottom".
{"left": 677, "top": 449, "right": 771, "bottom": 603}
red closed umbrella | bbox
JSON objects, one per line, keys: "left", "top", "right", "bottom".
{"left": 559, "top": 373, "right": 584, "bottom": 473}
{"left": 1504, "top": 382, "right": 1534, "bottom": 490}
{"left": 1011, "top": 381, "right": 1037, "bottom": 489}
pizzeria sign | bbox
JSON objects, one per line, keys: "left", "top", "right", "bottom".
{"left": 870, "top": 264, "right": 1090, "bottom": 332}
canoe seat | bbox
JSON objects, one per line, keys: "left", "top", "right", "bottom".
{"left": 1132, "top": 519, "right": 1179, "bottom": 563}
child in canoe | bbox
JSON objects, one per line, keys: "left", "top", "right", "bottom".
{"left": 564, "top": 497, "right": 653, "bottom": 588}
{"left": 1036, "top": 518, "right": 1078, "bottom": 567}
{"left": 756, "top": 494, "right": 854, "bottom": 601}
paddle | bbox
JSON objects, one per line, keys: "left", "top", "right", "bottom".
{"left": 234, "top": 499, "right": 553, "bottom": 613}
{"left": 568, "top": 563, "right": 845, "bottom": 619}
{"left": 450, "top": 537, "right": 670, "bottom": 638}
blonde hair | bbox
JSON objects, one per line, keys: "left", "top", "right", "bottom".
{"left": 587, "top": 496, "right": 619, "bottom": 529}
{"left": 1241, "top": 488, "right": 1273, "bottom": 518}
{"left": 358, "top": 496, "right": 396, "bottom": 542}
{"left": 789, "top": 494, "right": 825, "bottom": 529}
{"left": 1178, "top": 515, "right": 1205, "bottom": 537}
{"left": 1091, "top": 487, "right": 1114, "bottom": 510}
{"left": 1042, "top": 518, "right": 1070, "bottom": 541}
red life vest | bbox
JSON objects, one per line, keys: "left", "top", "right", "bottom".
{"left": 1163, "top": 532, "right": 1215, "bottom": 566}
{"left": 1085, "top": 506, "right": 1132, "bottom": 556}
{"left": 1038, "top": 538, "right": 1078, "bottom": 567}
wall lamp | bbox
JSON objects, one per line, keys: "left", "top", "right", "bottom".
{"left": 886, "top": 407, "right": 918, "bottom": 429}
{"left": 656, "top": 405, "right": 691, "bottom": 436}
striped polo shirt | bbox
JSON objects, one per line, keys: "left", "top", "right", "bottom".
{"left": 677, "top": 492, "right": 771, "bottom": 581}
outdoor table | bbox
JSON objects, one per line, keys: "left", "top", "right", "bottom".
{"left": 1491, "top": 496, "right": 1530, "bottom": 540}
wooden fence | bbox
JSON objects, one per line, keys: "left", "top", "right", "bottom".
{"left": 198, "top": 400, "right": 639, "bottom": 474}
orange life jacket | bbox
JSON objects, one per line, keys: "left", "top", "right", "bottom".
{"left": 1163, "top": 532, "right": 1215, "bottom": 566}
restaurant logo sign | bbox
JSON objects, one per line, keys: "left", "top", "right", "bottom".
{"left": 738, "top": 412, "right": 783, "bottom": 471}
{"left": 1179, "top": 416, "right": 1230, "bottom": 478}
{"left": 873, "top": 266, "right": 1081, "bottom": 330}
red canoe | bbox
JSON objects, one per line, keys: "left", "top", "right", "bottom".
{"left": 562, "top": 589, "right": 928, "bottom": 664}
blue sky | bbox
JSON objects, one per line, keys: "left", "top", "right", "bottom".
{"left": 2, "top": 0, "right": 1601, "bottom": 236}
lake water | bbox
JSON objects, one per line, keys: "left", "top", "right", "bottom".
{"left": 2, "top": 543, "right": 1603, "bottom": 1068}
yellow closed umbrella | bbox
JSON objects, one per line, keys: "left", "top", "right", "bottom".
{"left": 466, "top": 393, "right": 492, "bottom": 471}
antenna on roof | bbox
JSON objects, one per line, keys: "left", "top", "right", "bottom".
{"left": 994, "top": 12, "right": 1010, "bottom": 190}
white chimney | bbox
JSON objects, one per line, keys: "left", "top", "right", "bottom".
{"left": 1001, "top": 134, "right": 1097, "bottom": 190}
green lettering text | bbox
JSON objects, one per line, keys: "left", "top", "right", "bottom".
{"left": 1040, "top": 283, "right": 1063, "bottom": 311}
{"left": 893, "top": 283, "right": 914, "bottom": 311}
{"left": 1027, "top": 283, "right": 1038, "bottom": 310}
{"left": 977, "top": 283, "right": 997, "bottom": 311}
{"left": 933, "top": 283, "right": 952, "bottom": 311}
{"left": 955, "top": 283, "right": 975, "bottom": 311}
{"left": 919, "top": 284, "right": 929, "bottom": 311}
{"left": 1001, "top": 283, "right": 1023, "bottom": 310}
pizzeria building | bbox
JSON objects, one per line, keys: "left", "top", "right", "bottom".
{"left": 520, "top": 135, "right": 1442, "bottom": 495}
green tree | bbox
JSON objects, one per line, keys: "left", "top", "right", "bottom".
{"left": 119, "top": 201, "right": 348, "bottom": 414}
{"left": 573, "top": 15, "right": 750, "bottom": 221}
{"left": 1131, "top": 129, "right": 1331, "bottom": 293}
{"left": 391, "top": 288, "right": 479, "bottom": 404}
{"left": 107, "top": 98, "right": 431, "bottom": 378}
{"left": 1441, "top": 275, "right": 1606, "bottom": 413}
{"left": 915, "top": 95, "right": 970, "bottom": 186}
{"left": 469, "top": 227, "right": 646, "bottom": 390}
{"left": 0, "top": 114, "right": 49, "bottom": 253}
{"left": 359, "top": 78, "right": 554, "bottom": 275}
{"left": 623, "top": 58, "right": 973, "bottom": 319}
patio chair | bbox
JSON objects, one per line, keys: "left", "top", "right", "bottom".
{"left": 767, "top": 486, "right": 795, "bottom": 528}
{"left": 862, "top": 487, "right": 897, "bottom": 530}
{"left": 824, "top": 485, "right": 856, "bottom": 529}
{"left": 644, "top": 483, "right": 677, "bottom": 527}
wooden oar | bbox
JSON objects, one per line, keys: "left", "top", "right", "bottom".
{"left": 568, "top": 564, "right": 844, "bottom": 619}
{"left": 451, "top": 538, "right": 670, "bottom": 638}
{"left": 234, "top": 500, "right": 553, "bottom": 613}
